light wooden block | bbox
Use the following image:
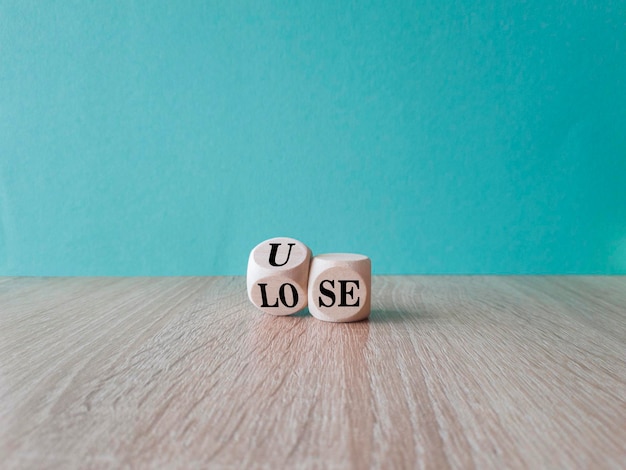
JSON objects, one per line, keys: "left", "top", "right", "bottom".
{"left": 307, "top": 253, "right": 371, "bottom": 322}
{"left": 247, "top": 237, "right": 312, "bottom": 315}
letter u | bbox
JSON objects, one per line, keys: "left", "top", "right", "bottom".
{"left": 268, "top": 243, "right": 295, "bottom": 267}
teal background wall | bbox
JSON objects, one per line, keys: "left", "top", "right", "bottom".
{"left": 1, "top": 1, "right": 625, "bottom": 275}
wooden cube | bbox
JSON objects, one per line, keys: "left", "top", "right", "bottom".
{"left": 307, "top": 253, "right": 371, "bottom": 322}
{"left": 247, "top": 237, "right": 312, "bottom": 315}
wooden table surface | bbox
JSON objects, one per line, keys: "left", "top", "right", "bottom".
{"left": 1, "top": 276, "right": 625, "bottom": 469}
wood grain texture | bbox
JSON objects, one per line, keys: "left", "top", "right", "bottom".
{"left": 1, "top": 276, "right": 625, "bottom": 469}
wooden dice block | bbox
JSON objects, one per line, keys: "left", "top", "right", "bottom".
{"left": 308, "top": 253, "right": 371, "bottom": 322}
{"left": 247, "top": 237, "right": 312, "bottom": 315}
